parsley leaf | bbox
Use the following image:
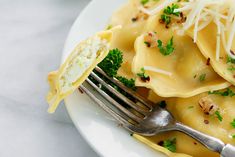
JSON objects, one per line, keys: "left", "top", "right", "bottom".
{"left": 227, "top": 56, "right": 235, "bottom": 64}
{"left": 227, "top": 66, "right": 235, "bottom": 71}
{"left": 163, "top": 138, "right": 177, "bottom": 152}
{"left": 164, "top": 4, "right": 180, "bottom": 16}
{"left": 232, "top": 134, "right": 235, "bottom": 139}
{"left": 188, "top": 106, "right": 194, "bottom": 109}
{"left": 208, "top": 88, "right": 235, "bottom": 97}
{"left": 161, "top": 14, "right": 171, "bottom": 25}
{"left": 230, "top": 119, "right": 235, "bottom": 128}
{"left": 137, "top": 68, "right": 149, "bottom": 79}
{"left": 215, "top": 111, "right": 223, "bottom": 122}
{"left": 98, "top": 48, "right": 136, "bottom": 91}
{"left": 160, "top": 4, "right": 180, "bottom": 27}
{"left": 137, "top": 68, "right": 150, "bottom": 82}
{"left": 106, "top": 25, "right": 113, "bottom": 30}
{"left": 116, "top": 76, "right": 136, "bottom": 91}
{"left": 199, "top": 74, "right": 206, "bottom": 82}
{"left": 157, "top": 37, "right": 175, "bottom": 56}
{"left": 141, "top": 0, "right": 149, "bottom": 5}
{"left": 98, "top": 48, "right": 123, "bottom": 77}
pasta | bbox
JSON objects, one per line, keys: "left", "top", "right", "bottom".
{"left": 46, "top": 0, "right": 235, "bottom": 156}
{"left": 132, "top": 16, "right": 230, "bottom": 97}
{"left": 47, "top": 30, "right": 113, "bottom": 113}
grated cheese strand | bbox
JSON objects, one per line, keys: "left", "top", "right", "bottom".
{"left": 139, "top": 0, "right": 177, "bottom": 15}
{"left": 140, "top": 0, "right": 235, "bottom": 60}
{"left": 226, "top": 17, "right": 235, "bottom": 57}
{"left": 144, "top": 66, "right": 172, "bottom": 76}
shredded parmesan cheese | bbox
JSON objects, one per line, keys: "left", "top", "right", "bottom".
{"left": 144, "top": 66, "right": 172, "bottom": 76}
{"left": 140, "top": 0, "right": 235, "bottom": 60}
{"left": 180, "top": 0, "right": 235, "bottom": 59}
{"left": 139, "top": 0, "right": 177, "bottom": 15}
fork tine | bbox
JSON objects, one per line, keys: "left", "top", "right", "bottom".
{"left": 95, "top": 66, "right": 153, "bottom": 110}
{"left": 79, "top": 85, "right": 132, "bottom": 125}
{"left": 90, "top": 71, "right": 149, "bottom": 116}
{"left": 85, "top": 78, "right": 143, "bottom": 123}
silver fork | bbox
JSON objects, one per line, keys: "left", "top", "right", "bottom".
{"left": 79, "top": 66, "right": 235, "bottom": 157}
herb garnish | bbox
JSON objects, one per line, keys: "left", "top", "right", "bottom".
{"left": 230, "top": 119, "right": 235, "bottom": 128}
{"left": 116, "top": 76, "right": 136, "bottom": 91}
{"left": 188, "top": 106, "right": 194, "bottom": 109}
{"left": 106, "top": 25, "right": 112, "bottom": 30}
{"left": 163, "top": 138, "right": 177, "bottom": 152}
{"left": 141, "top": 0, "right": 149, "bottom": 5}
{"left": 208, "top": 88, "right": 235, "bottom": 97}
{"left": 141, "top": 0, "right": 159, "bottom": 5}
{"left": 98, "top": 48, "right": 123, "bottom": 77}
{"left": 157, "top": 37, "right": 175, "bottom": 56}
{"left": 227, "top": 66, "right": 235, "bottom": 71}
{"left": 160, "top": 4, "right": 180, "bottom": 27}
{"left": 199, "top": 74, "right": 206, "bottom": 82}
{"left": 98, "top": 49, "right": 136, "bottom": 91}
{"left": 215, "top": 110, "right": 223, "bottom": 122}
{"left": 232, "top": 134, "right": 235, "bottom": 139}
{"left": 227, "top": 56, "right": 235, "bottom": 64}
{"left": 137, "top": 67, "right": 150, "bottom": 82}
{"left": 164, "top": 4, "right": 180, "bottom": 16}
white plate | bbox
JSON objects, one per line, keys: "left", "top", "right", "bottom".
{"left": 63, "top": 0, "right": 166, "bottom": 157}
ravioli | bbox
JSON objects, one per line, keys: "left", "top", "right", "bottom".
{"left": 47, "top": 30, "right": 112, "bottom": 113}
{"left": 132, "top": 14, "right": 230, "bottom": 98}
{"left": 133, "top": 133, "right": 193, "bottom": 157}
{"left": 108, "top": 0, "right": 147, "bottom": 79}
{"left": 187, "top": 23, "right": 235, "bottom": 86}
{"left": 146, "top": 88, "right": 235, "bottom": 157}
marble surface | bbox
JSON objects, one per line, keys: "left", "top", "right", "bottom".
{"left": 0, "top": 0, "right": 99, "bottom": 156}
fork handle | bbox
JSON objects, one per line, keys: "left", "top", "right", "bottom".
{"left": 175, "top": 122, "right": 235, "bottom": 156}
{"left": 221, "top": 144, "right": 235, "bottom": 157}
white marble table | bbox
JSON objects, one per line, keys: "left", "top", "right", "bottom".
{"left": 0, "top": 0, "right": 99, "bottom": 156}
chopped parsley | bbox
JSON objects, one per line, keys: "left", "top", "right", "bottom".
{"left": 227, "top": 56, "right": 235, "bottom": 71}
{"left": 141, "top": 0, "right": 149, "bottom": 5}
{"left": 137, "top": 67, "right": 150, "bottom": 82}
{"left": 160, "top": 14, "right": 171, "bottom": 26}
{"left": 230, "top": 119, "right": 235, "bottom": 128}
{"left": 188, "top": 106, "right": 194, "bottom": 109}
{"left": 215, "top": 111, "right": 223, "bottom": 122}
{"left": 199, "top": 74, "right": 206, "bottom": 82}
{"left": 164, "top": 4, "right": 180, "bottom": 16}
{"left": 227, "top": 56, "right": 235, "bottom": 64}
{"left": 98, "top": 49, "right": 136, "bottom": 91}
{"left": 227, "top": 66, "right": 235, "bottom": 71}
{"left": 141, "top": 0, "right": 159, "bottom": 5}
{"left": 98, "top": 48, "right": 123, "bottom": 77}
{"left": 116, "top": 76, "right": 136, "bottom": 91}
{"left": 157, "top": 37, "right": 175, "bottom": 56}
{"left": 163, "top": 138, "right": 177, "bottom": 152}
{"left": 160, "top": 4, "right": 180, "bottom": 27}
{"left": 232, "top": 134, "right": 235, "bottom": 139}
{"left": 208, "top": 88, "right": 235, "bottom": 97}
{"left": 106, "top": 25, "right": 113, "bottom": 30}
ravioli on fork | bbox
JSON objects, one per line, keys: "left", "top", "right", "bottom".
{"left": 47, "top": 30, "right": 113, "bottom": 113}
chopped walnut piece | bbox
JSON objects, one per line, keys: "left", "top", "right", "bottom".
{"left": 144, "top": 32, "right": 158, "bottom": 48}
{"left": 177, "top": 12, "right": 187, "bottom": 23}
{"left": 198, "top": 97, "right": 219, "bottom": 115}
